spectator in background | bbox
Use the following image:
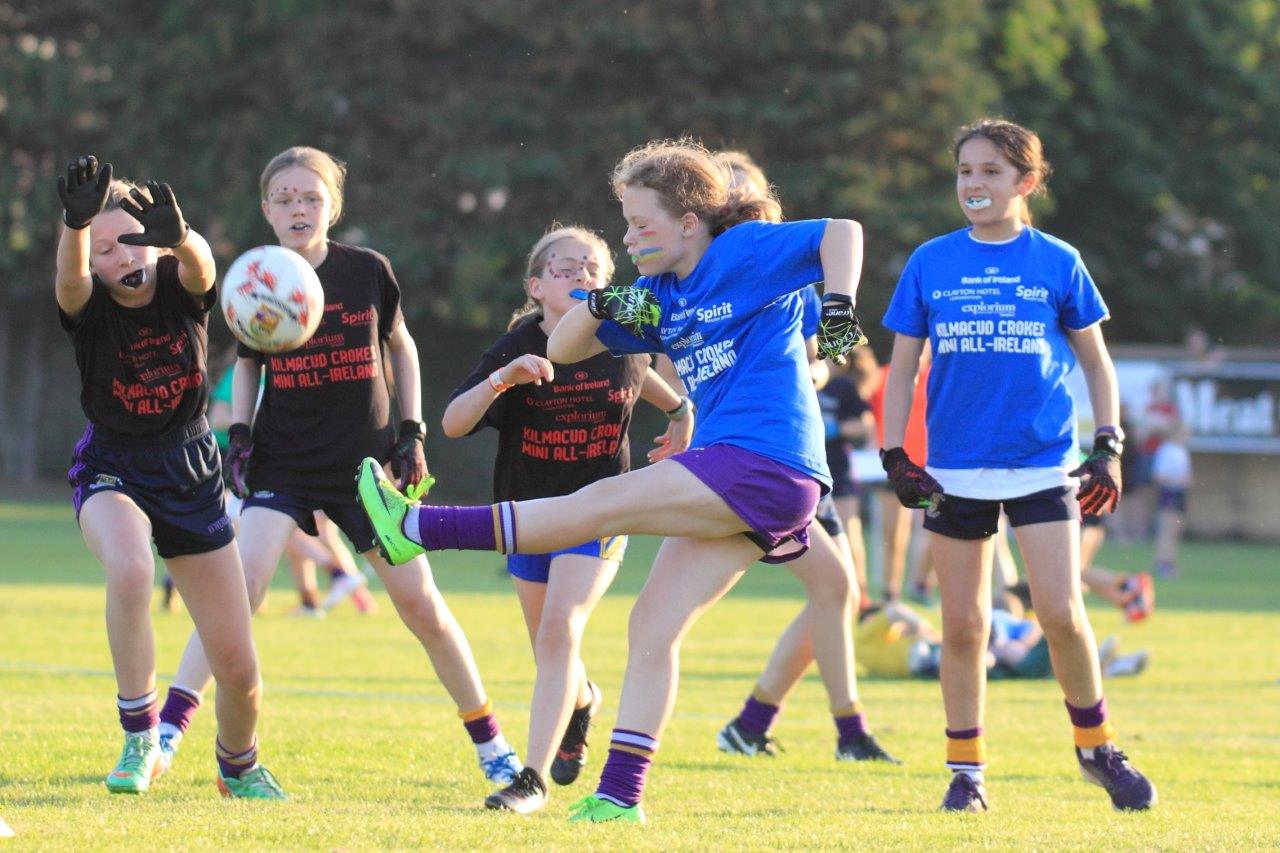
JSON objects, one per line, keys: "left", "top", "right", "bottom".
{"left": 1152, "top": 423, "right": 1192, "bottom": 578}
{"left": 818, "top": 351, "right": 877, "bottom": 597}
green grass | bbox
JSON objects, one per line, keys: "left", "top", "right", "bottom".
{"left": 0, "top": 500, "right": 1277, "bottom": 849}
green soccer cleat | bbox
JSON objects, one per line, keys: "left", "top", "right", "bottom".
{"left": 356, "top": 458, "right": 431, "bottom": 565}
{"left": 567, "top": 794, "right": 645, "bottom": 824}
{"left": 105, "top": 732, "right": 164, "bottom": 794}
{"left": 216, "top": 765, "right": 287, "bottom": 800}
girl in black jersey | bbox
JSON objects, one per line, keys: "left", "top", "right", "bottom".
{"left": 55, "top": 157, "right": 283, "bottom": 798}
{"left": 159, "top": 147, "right": 521, "bottom": 786}
{"left": 442, "top": 226, "right": 693, "bottom": 813}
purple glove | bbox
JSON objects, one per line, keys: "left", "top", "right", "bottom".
{"left": 227, "top": 423, "right": 252, "bottom": 499}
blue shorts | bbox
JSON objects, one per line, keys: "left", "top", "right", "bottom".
{"left": 242, "top": 489, "right": 378, "bottom": 553}
{"left": 68, "top": 418, "right": 233, "bottom": 559}
{"left": 506, "top": 536, "right": 628, "bottom": 584}
{"left": 1157, "top": 487, "right": 1187, "bottom": 513}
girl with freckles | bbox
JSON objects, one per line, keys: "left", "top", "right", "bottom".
{"left": 358, "top": 138, "right": 871, "bottom": 823}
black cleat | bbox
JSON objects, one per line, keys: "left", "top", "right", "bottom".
{"left": 550, "top": 680, "right": 601, "bottom": 786}
{"left": 1077, "top": 744, "right": 1156, "bottom": 811}
{"left": 836, "top": 731, "right": 903, "bottom": 764}
{"left": 484, "top": 767, "right": 547, "bottom": 814}
{"left": 716, "top": 719, "right": 781, "bottom": 757}
{"left": 940, "top": 772, "right": 988, "bottom": 812}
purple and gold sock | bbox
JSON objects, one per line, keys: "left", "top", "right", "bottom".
{"left": 833, "top": 700, "right": 868, "bottom": 743}
{"left": 946, "top": 726, "right": 986, "bottom": 775}
{"left": 158, "top": 686, "right": 201, "bottom": 734}
{"left": 596, "top": 729, "right": 658, "bottom": 808}
{"left": 735, "top": 688, "right": 780, "bottom": 736}
{"left": 117, "top": 690, "right": 159, "bottom": 734}
{"left": 1066, "top": 697, "right": 1115, "bottom": 749}
{"left": 459, "top": 699, "right": 501, "bottom": 744}
{"left": 409, "top": 504, "right": 517, "bottom": 553}
{"left": 216, "top": 738, "right": 258, "bottom": 779}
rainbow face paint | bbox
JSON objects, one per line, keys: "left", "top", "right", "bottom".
{"left": 629, "top": 246, "right": 664, "bottom": 265}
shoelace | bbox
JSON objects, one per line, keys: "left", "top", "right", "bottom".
{"left": 240, "top": 766, "right": 285, "bottom": 796}
{"left": 481, "top": 752, "right": 519, "bottom": 779}
{"left": 120, "top": 735, "right": 149, "bottom": 770}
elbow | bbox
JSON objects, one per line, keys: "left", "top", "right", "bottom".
{"left": 440, "top": 411, "right": 466, "bottom": 440}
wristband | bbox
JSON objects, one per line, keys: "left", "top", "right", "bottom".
{"left": 665, "top": 396, "right": 693, "bottom": 422}
{"left": 488, "top": 370, "right": 513, "bottom": 394}
{"left": 1095, "top": 424, "right": 1126, "bottom": 442}
{"left": 822, "top": 292, "right": 853, "bottom": 305}
{"left": 397, "top": 419, "right": 427, "bottom": 443}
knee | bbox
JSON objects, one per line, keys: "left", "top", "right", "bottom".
{"left": 942, "top": 609, "right": 988, "bottom": 652}
{"left": 534, "top": 615, "right": 583, "bottom": 663}
{"left": 105, "top": 555, "right": 154, "bottom": 609}
{"left": 626, "top": 603, "right": 679, "bottom": 658}
{"left": 1035, "top": 600, "right": 1087, "bottom": 641}
{"left": 211, "top": 650, "right": 260, "bottom": 696}
{"left": 396, "top": 592, "right": 452, "bottom": 639}
{"left": 242, "top": 562, "right": 276, "bottom": 609}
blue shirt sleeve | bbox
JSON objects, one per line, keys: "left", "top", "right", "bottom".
{"left": 1059, "top": 251, "right": 1108, "bottom": 330}
{"left": 747, "top": 220, "right": 828, "bottom": 304}
{"left": 800, "top": 286, "right": 821, "bottom": 338}
{"left": 594, "top": 318, "right": 663, "bottom": 355}
{"left": 882, "top": 250, "right": 930, "bottom": 337}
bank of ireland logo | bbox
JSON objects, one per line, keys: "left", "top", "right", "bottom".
{"left": 985, "top": 266, "right": 999, "bottom": 275}
{"left": 678, "top": 297, "right": 687, "bottom": 307}
{"left": 575, "top": 370, "right": 589, "bottom": 381}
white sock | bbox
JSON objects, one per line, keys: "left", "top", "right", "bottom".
{"left": 1079, "top": 746, "right": 1098, "bottom": 760}
{"left": 476, "top": 735, "right": 513, "bottom": 762}
{"left": 402, "top": 507, "right": 420, "bottom": 542}
{"left": 158, "top": 722, "right": 183, "bottom": 744}
{"left": 954, "top": 768, "right": 985, "bottom": 783}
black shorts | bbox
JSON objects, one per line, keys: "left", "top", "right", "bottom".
{"left": 1157, "top": 487, "right": 1187, "bottom": 513}
{"left": 1082, "top": 511, "right": 1106, "bottom": 529}
{"left": 68, "top": 418, "right": 234, "bottom": 559}
{"left": 924, "top": 486, "right": 1079, "bottom": 541}
{"left": 241, "top": 489, "right": 377, "bottom": 553}
{"left": 814, "top": 493, "right": 844, "bottom": 537}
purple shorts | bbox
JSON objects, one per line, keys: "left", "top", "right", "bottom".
{"left": 672, "top": 444, "right": 822, "bottom": 563}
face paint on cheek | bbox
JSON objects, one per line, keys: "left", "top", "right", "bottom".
{"left": 630, "top": 246, "right": 664, "bottom": 264}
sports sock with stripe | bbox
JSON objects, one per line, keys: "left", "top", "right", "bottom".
{"left": 596, "top": 729, "right": 658, "bottom": 807}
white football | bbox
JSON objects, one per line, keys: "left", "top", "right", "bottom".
{"left": 220, "top": 245, "right": 324, "bottom": 353}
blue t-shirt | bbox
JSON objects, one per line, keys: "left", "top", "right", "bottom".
{"left": 596, "top": 219, "right": 832, "bottom": 488}
{"left": 800, "top": 284, "right": 821, "bottom": 338}
{"left": 882, "top": 227, "right": 1108, "bottom": 469}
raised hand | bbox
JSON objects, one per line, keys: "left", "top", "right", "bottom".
{"left": 391, "top": 420, "right": 429, "bottom": 490}
{"left": 57, "top": 155, "right": 113, "bottom": 229}
{"left": 118, "top": 180, "right": 190, "bottom": 248}
{"left": 817, "top": 293, "right": 868, "bottom": 363}
{"left": 501, "top": 354, "right": 555, "bottom": 386}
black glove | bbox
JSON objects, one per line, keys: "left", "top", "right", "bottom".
{"left": 118, "top": 181, "right": 189, "bottom": 248}
{"left": 817, "top": 293, "right": 868, "bottom": 362}
{"left": 880, "top": 446, "right": 944, "bottom": 511}
{"left": 586, "top": 285, "right": 661, "bottom": 337}
{"left": 226, "top": 423, "right": 253, "bottom": 499}
{"left": 57, "top": 155, "right": 113, "bottom": 229}
{"left": 392, "top": 419, "right": 428, "bottom": 490}
{"left": 1069, "top": 432, "right": 1123, "bottom": 515}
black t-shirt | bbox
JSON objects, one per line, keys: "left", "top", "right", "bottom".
{"left": 59, "top": 255, "right": 212, "bottom": 440}
{"left": 241, "top": 242, "right": 404, "bottom": 500}
{"left": 817, "top": 374, "right": 869, "bottom": 483}
{"left": 450, "top": 317, "right": 649, "bottom": 502}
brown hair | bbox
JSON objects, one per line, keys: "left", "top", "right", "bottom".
{"left": 102, "top": 179, "right": 148, "bottom": 212}
{"left": 259, "top": 146, "right": 347, "bottom": 224}
{"left": 508, "top": 224, "right": 615, "bottom": 330}
{"left": 953, "top": 119, "right": 1052, "bottom": 224}
{"left": 715, "top": 150, "right": 783, "bottom": 223}
{"left": 612, "top": 138, "right": 782, "bottom": 236}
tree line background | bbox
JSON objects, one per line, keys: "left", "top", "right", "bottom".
{"left": 2, "top": 0, "right": 1277, "bottom": 493}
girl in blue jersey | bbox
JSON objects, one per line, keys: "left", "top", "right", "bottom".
{"left": 358, "top": 138, "right": 869, "bottom": 823}
{"left": 54, "top": 157, "right": 282, "bottom": 798}
{"left": 879, "top": 119, "right": 1154, "bottom": 812}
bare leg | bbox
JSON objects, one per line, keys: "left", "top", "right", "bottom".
{"left": 1014, "top": 520, "right": 1103, "bottom": 709}
{"left": 80, "top": 492, "right": 157, "bottom": 700}
{"left": 835, "top": 494, "right": 869, "bottom": 596}
{"left": 283, "top": 530, "right": 322, "bottom": 609}
{"left": 513, "top": 555, "right": 618, "bottom": 779}
{"left": 367, "top": 549, "right": 488, "bottom": 711}
{"left": 166, "top": 543, "right": 261, "bottom": 753}
{"left": 932, "top": 534, "right": 994, "bottom": 731}
{"left": 879, "top": 491, "right": 912, "bottom": 600}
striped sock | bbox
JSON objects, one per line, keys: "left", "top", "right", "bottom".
{"left": 459, "top": 699, "right": 501, "bottom": 744}
{"left": 408, "top": 504, "right": 514, "bottom": 552}
{"left": 596, "top": 729, "right": 658, "bottom": 807}
{"left": 158, "top": 686, "right": 201, "bottom": 736}
{"left": 117, "top": 690, "right": 159, "bottom": 734}
{"left": 735, "top": 689, "right": 780, "bottom": 736}
{"left": 833, "top": 701, "right": 868, "bottom": 743}
{"left": 946, "top": 727, "right": 986, "bottom": 779}
{"left": 216, "top": 738, "right": 258, "bottom": 780}
{"left": 1066, "top": 697, "right": 1115, "bottom": 753}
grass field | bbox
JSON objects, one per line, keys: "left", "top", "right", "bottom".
{"left": 1, "top": 499, "right": 1277, "bottom": 850}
